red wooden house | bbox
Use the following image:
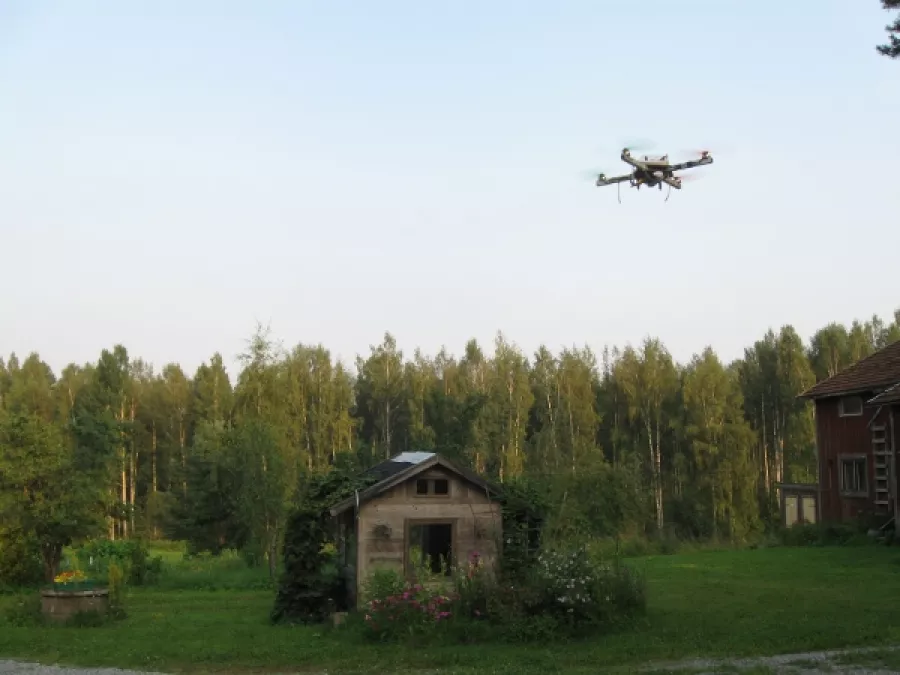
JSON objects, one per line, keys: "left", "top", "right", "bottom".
{"left": 797, "top": 340, "right": 900, "bottom": 531}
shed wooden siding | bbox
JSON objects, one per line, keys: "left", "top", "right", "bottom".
{"left": 355, "top": 466, "right": 502, "bottom": 597}
{"left": 816, "top": 396, "right": 892, "bottom": 522}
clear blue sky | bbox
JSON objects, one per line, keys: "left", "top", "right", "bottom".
{"left": 1, "top": 1, "right": 898, "bottom": 377}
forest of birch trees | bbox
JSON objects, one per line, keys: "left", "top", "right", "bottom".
{"left": 1, "top": 309, "right": 898, "bottom": 579}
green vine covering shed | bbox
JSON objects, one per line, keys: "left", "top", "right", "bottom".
{"left": 270, "top": 467, "right": 379, "bottom": 623}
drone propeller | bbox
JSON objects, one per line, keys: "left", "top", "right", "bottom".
{"left": 579, "top": 168, "right": 612, "bottom": 181}
{"left": 593, "top": 138, "right": 657, "bottom": 157}
{"left": 676, "top": 141, "right": 734, "bottom": 160}
{"left": 676, "top": 172, "right": 704, "bottom": 183}
{"left": 619, "top": 137, "right": 656, "bottom": 153}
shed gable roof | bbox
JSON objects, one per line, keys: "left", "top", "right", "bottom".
{"left": 799, "top": 340, "right": 900, "bottom": 400}
{"left": 328, "top": 452, "right": 499, "bottom": 517}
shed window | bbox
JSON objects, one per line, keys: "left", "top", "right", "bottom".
{"left": 839, "top": 396, "right": 863, "bottom": 417}
{"left": 413, "top": 478, "right": 451, "bottom": 497}
{"left": 785, "top": 496, "right": 798, "bottom": 527}
{"left": 801, "top": 496, "right": 817, "bottom": 524}
{"left": 840, "top": 457, "right": 867, "bottom": 495}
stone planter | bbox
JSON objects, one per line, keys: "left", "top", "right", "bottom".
{"left": 40, "top": 588, "right": 109, "bottom": 622}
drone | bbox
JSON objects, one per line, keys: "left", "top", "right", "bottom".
{"left": 595, "top": 147, "right": 714, "bottom": 202}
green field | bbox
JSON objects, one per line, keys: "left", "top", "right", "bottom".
{"left": 2, "top": 545, "right": 900, "bottom": 674}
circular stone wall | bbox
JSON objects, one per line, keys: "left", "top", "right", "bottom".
{"left": 40, "top": 588, "right": 110, "bottom": 622}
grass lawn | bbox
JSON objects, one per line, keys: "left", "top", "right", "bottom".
{"left": 2, "top": 545, "right": 900, "bottom": 674}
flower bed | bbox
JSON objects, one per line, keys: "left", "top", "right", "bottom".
{"left": 351, "top": 546, "right": 646, "bottom": 644}
{"left": 363, "top": 584, "right": 456, "bottom": 640}
{"left": 50, "top": 570, "right": 104, "bottom": 592}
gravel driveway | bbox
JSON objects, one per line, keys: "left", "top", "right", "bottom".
{"left": 3, "top": 646, "right": 900, "bottom": 674}
{"left": 0, "top": 664, "right": 166, "bottom": 675}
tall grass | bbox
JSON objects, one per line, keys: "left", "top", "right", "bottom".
{"left": 152, "top": 545, "right": 277, "bottom": 591}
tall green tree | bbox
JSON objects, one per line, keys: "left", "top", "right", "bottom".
{"left": 354, "top": 333, "right": 407, "bottom": 460}
{"left": 489, "top": 333, "right": 533, "bottom": 481}
{"left": 682, "top": 348, "right": 758, "bottom": 540}
{"left": 616, "top": 338, "right": 678, "bottom": 532}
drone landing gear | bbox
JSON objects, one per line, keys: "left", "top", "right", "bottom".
{"left": 664, "top": 183, "right": 672, "bottom": 203}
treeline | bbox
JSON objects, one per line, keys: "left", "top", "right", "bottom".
{"left": 1, "top": 310, "right": 898, "bottom": 581}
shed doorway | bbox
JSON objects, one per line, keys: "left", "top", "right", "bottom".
{"left": 408, "top": 521, "right": 453, "bottom": 577}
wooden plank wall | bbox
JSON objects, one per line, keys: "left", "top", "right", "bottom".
{"left": 816, "top": 396, "right": 891, "bottom": 522}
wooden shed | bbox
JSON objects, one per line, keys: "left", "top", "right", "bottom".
{"left": 328, "top": 452, "right": 503, "bottom": 607}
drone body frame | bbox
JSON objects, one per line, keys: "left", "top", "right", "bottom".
{"left": 595, "top": 148, "right": 713, "bottom": 196}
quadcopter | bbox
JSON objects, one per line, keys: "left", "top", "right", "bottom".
{"left": 595, "top": 147, "right": 713, "bottom": 202}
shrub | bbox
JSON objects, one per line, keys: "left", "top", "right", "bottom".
{"left": 498, "top": 478, "right": 549, "bottom": 579}
{"left": 2, "top": 593, "right": 43, "bottom": 627}
{"left": 107, "top": 561, "right": 127, "bottom": 620}
{"left": 776, "top": 522, "right": 868, "bottom": 547}
{"left": 362, "top": 568, "right": 406, "bottom": 604}
{"left": 0, "top": 529, "right": 44, "bottom": 588}
{"left": 517, "top": 546, "right": 646, "bottom": 635}
{"left": 74, "top": 539, "right": 163, "bottom": 586}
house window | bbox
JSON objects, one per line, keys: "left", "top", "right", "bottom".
{"left": 416, "top": 479, "right": 429, "bottom": 495}
{"left": 839, "top": 396, "right": 863, "bottom": 417}
{"left": 433, "top": 479, "right": 449, "bottom": 495}
{"left": 840, "top": 456, "right": 867, "bottom": 495}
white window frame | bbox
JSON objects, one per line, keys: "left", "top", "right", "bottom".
{"left": 839, "top": 454, "right": 867, "bottom": 497}
{"left": 838, "top": 395, "right": 864, "bottom": 417}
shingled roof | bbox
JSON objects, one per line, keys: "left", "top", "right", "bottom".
{"left": 799, "top": 340, "right": 900, "bottom": 400}
{"left": 867, "top": 383, "right": 900, "bottom": 406}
